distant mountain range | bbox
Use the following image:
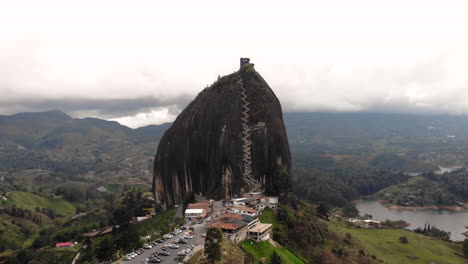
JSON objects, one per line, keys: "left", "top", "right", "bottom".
{"left": 1, "top": 110, "right": 468, "bottom": 180}
{"left": 0, "top": 110, "right": 169, "bottom": 184}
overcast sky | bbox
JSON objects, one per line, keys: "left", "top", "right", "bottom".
{"left": 1, "top": 0, "right": 467, "bottom": 128}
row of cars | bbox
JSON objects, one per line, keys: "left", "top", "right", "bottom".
{"left": 177, "top": 245, "right": 196, "bottom": 257}
{"left": 123, "top": 226, "right": 199, "bottom": 262}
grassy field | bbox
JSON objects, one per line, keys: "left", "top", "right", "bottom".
{"left": 8, "top": 191, "right": 76, "bottom": 216}
{"left": 259, "top": 207, "right": 281, "bottom": 228}
{"left": 329, "top": 220, "right": 465, "bottom": 264}
{"left": 240, "top": 239, "right": 306, "bottom": 264}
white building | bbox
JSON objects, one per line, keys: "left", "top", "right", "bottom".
{"left": 224, "top": 198, "right": 248, "bottom": 207}
{"left": 226, "top": 206, "right": 258, "bottom": 217}
{"left": 248, "top": 223, "right": 272, "bottom": 241}
{"left": 258, "top": 197, "right": 279, "bottom": 211}
{"left": 185, "top": 208, "right": 206, "bottom": 219}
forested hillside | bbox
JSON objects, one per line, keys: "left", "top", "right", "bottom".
{"left": 3, "top": 111, "right": 467, "bottom": 207}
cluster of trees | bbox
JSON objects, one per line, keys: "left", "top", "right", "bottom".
{"left": 273, "top": 204, "right": 327, "bottom": 252}
{"left": 204, "top": 227, "right": 223, "bottom": 264}
{"left": 112, "top": 190, "right": 153, "bottom": 227}
{"left": 423, "top": 169, "right": 468, "bottom": 202}
{"left": 54, "top": 184, "right": 86, "bottom": 203}
{"left": 0, "top": 204, "right": 53, "bottom": 222}
{"left": 293, "top": 166, "right": 408, "bottom": 207}
{"left": 413, "top": 224, "right": 451, "bottom": 240}
{"left": 0, "top": 219, "right": 31, "bottom": 252}
{"left": 369, "top": 152, "right": 436, "bottom": 172}
{"left": 8, "top": 189, "right": 151, "bottom": 263}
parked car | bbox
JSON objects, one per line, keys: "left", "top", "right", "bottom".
{"left": 149, "top": 257, "right": 162, "bottom": 263}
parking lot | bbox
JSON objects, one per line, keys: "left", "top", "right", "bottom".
{"left": 115, "top": 222, "right": 206, "bottom": 264}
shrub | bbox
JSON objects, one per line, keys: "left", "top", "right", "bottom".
{"left": 399, "top": 236, "right": 408, "bottom": 244}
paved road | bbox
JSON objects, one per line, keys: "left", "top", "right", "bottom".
{"left": 212, "top": 201, "right": 224, "bottom": 217}
{"left": 116, "top": 222, "right": 206, "bottom": 264}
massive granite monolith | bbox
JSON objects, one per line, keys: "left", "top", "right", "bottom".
{"left": 153, "top": 63, "right": 291, "bottom": 209}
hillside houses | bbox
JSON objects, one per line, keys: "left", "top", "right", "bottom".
{"left": 208, "top": 212, "right": 271, "bottom": 243}
{"left": 183, "top": 193, "right": 278, "bottom": 243}
{"left": 206, "top": 193, "right": 278, "bottom": 243}
{"left": 226, "top": 206, "right": 258, "bottom": 217}
{"left": 347, "top": 218, "right": 381, "bottom": 228}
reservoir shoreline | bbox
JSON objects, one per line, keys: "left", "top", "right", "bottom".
{"left": 376, "top": 199, "right": 468, "bottom": 212}
{"left": 356, "top": 199, "right": 468, "bottom": 241}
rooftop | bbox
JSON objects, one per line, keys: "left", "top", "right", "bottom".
{"left": 188, "top": 203, "right": 211, "bottom": 210}
{"left": 218, "top": 213, "right": 245, "bottom": 221}
{"left": 248, "top": 223, "right": 272, "bottom": 233}
{"left": 55, "top": 242, "right": 73, "bottom": 247}
{"left": 231, "top": 198, "right": 248, "bottom": 202}
{"left": 210, "top": 222, "right": 244, "bottom": 231}
{"left": 229, "top": 206, "right": 257, "bottom": 213}
{"left": 185, "top": 208, "right": 204, "bottom": 214}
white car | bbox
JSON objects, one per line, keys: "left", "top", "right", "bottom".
{"left": 169, "top": 244, "right": 179, "bottom": 249}
{"left": 125, "top": 254, "right": 136, "bottom": 259}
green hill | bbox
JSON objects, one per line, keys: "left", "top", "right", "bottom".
{"left": 329, "top": 220, "right": 464, "bottom": 264}
{"left": 259, "top": 204, "right": 465, "bottom": 264}
{"left": 240, "top": 239, "right": 306, "bottom": 264}
{"left": 8, "top": 191, "right": 76, "bottom": 216}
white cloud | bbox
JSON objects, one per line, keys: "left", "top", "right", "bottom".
{"left": 1, "top": 0, "right": 468, "bottom": 127}
{"left": 110, "top": 107, "right": 178, "bottom": 129}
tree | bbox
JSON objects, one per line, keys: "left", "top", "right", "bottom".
{"left": 399, "top": 236, "right": 408, "bottom": 244}
{"left": 204, "top": 227, "right": 222, "bottom": 264}
{"left": 342, "top": 204, "right": 359, "bottom": 218}
{"left": 463, "top": 238, "right": 468, "bottom": 258}
{"left": 270, "top": 250, "right": 282, "bottom": 264}
{"left": 95, "top": 236, "right": 115, "bottom": 261}
{"left": 317, "top": 203, "right": 330, "bottom": 219}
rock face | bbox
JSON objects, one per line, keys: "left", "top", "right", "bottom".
{"left": 153, "top": 63, "right": 291, "bottom": 209}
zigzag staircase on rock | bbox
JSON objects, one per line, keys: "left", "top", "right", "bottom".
{"left": 237, "top": 75, "right": 261, "bottom": 191}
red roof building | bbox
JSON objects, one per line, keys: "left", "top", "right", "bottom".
{"left": 55, "top": 242, "right": 74, "bottom": 248}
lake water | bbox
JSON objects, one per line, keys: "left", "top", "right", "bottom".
{"left": 356, "top": 200, "right": 468, "bottom": 241}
